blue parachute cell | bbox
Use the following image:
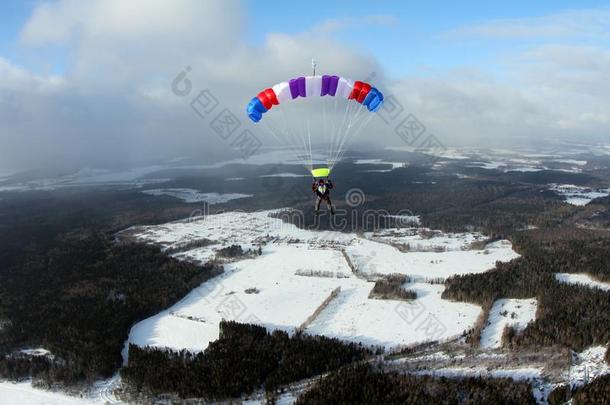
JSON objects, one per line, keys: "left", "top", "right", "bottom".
{"left": 246, "top": 97, "right": 267, "bottom": 123}
{"left": 363, "top": 88, "right": 383, "bottom": 112}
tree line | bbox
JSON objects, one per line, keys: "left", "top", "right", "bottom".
{"left": 121, "top": 321, "right": 373, "bottom": 400}
{"left": 296, "top": 363, "right": 536, "bottom": 404}
{"left": 0, "top": 231, "right": 221, "bottom": 386}
{"left": 443, "top": 228, "right": 610, "bottom": 351}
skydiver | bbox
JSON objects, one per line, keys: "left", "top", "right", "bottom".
{"left": 312, "top": 178, "right": 335, "bottom": 215}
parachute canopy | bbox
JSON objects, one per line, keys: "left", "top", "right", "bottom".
{"left": 247, "top": 75, "right": 383, "bottom": 123}
{"left": 246, "top": 73, "right": 384, "bottom": 176}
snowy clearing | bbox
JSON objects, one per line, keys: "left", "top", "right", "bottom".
{"left": 19, "top": 348, "right": 52, "bottom": 357}
{"left": 0, "top": 381, "right": 102, "bottom": 405}
{"left": 566, "top": 346, "right": 610, "bottom": 389}
{"left": 353, "top": 159, "right": 407, "bottom": 170}
{"left": 548, "top": 183, "right": 610, "bottom": 206}
{"left": 554, "top": 273, "right": 610, "bottom": 292}
{"left": 307, "top": 281, "right": 481, "bottom": 348}
{"left": 141, "top": 188, "right": 252, "bottom": 204}
{"left": 480, "top": 299, "right": 538, "bottom": 349}
{"left": 554, "top": 159, "right": 587, "bottom": 166}
{"left": 125, "top": 210, "right": 518, "bottom": 353}
{"left": 346, "top": 238, "right": 518, "bottom": 280}
{"left": 259, "top": 173, "right": 309, "bottom": 178}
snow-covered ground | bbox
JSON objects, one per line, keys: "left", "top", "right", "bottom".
{"left": 536, "top": 345, "right": 610, "bottom": 403}
{"left": 548, "top": 184, "right": 610, "bottom": 206}
{"left": 566, "top": 346, "right": 610, "bottom": 389}
{"left": 0, "top": 381, "right": 102, "bottom": 405}
{"left": 364, "top": 228, "right": 483, "bottom": 252}
{"left": 19, "top": 348, "right": 52, "bottom": 357}
{"left": 346, "top": 238, "right": 517, "bottom": 280}
{"left": 413, "top": 366, "right": 542, "bottom": 381}
{"left": 0, "top": 166, "right": 172, "bottom": 192}
{"left": 141, "top": 188, "right": 252, "bottom": 204}
{"left": 259, "top": 172, "right": 309, "bottom": 178}
{"left": 307, "top": 281, "right": 481, "bottom": 347}
{"left": 480, "top": 299, "right": 538, "bottom": 349}
{"left": 554, "top": 159, "right": 587, "bottom": 166}
{"left": 353, "top": 159, "right": 407, "bottom": 172}
{"left": 388, "top": 145, "right": 591, "bottom": 174}
{"left": 128, "top": 245, "right": 352, "bottom": 352}
{"left": 125, "top": 210, "right": 519, "bottom": 353}
{"left": 555, "top": 273, "right": 610, "bottom": 291}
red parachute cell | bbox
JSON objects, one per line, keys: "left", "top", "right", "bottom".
{"left": 349, "top": 81, "right": 372, "bottom": 104}
{"left": 257, "top": 88, "right": 278, "bottom": 110}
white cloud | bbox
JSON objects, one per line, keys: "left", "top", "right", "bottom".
{"left": 1, "top": 2, "right": 609, "bottom": 175}
{"left": 0, "top": 58, "right": 64, "bottom": 92}
{"left": 2, "top": 0, "right": 387, "bottom": 174}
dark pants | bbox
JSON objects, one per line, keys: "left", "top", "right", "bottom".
{"left": 315, "top": 196, "right": 335, "bottom": 214}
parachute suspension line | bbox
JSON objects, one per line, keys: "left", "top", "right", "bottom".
{"left": 261, "top": 118, "right": 304, "bottom": 167}
{"left": 334, "top": 105, "right": 376, "bottom": 165}
{"left": 332, "top": 100, "right": 369, "bottom": 168}
{"left": 324, "top": 94, "right": 339, "bottom": 171}
{"left": 324, "top": 95, "right": 332, "bottom": 169}
{"left": 322, "top": 94, "right": 328, "bottom": 168}
{"left": 330, "top": 97, "right": 359, "bottom": 170}
{"left": 327, "top": 97, "right": 334, "bottom": 170}
{"left": 278, "top": 105, "right": 310, "bottom": 165}
{"left": 307, "top": 117, "right": 313, "bottom": 171}
{"left": 329, "top": 101, "right": 353, "bottom": 169}
{"left": 289, "top": 106, "right": 311, "bottom": 170}
{"left": 329, "top": 96, "right": 355, "bottom": 170}
{"left": 328, "top": 94, "right": 343, "bottom": 170}
{"left": 283, "top": 103, "right": 313, "bottom": 168}
{"left": 337, "top": 103, "right": 375, "bottom": 164}
{"left": 328, "top": 101, "right": 344, "bottom": 170}
{"left": 262, "top": 106, "right": 310, "bottom": 170}
{"left": 302, "top": 105, "right": 314, "bottom": 169}
{"left": 285, "top": 104, "right": 310, "bottom": 165}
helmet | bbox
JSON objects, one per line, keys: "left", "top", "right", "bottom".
{"left": 318, "top": 179, "right": 325, "bottom": 184}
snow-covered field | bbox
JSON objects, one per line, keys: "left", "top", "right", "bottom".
{"left": 141, "top": 188, "right": 252, "bottom": 204}
{"left": 346, "top": 237, "right": 517, "bottom": 281}
{"left": 566, "top": 346, "right": 610, "bottom": 388}
{"left": 555, "top": 273, "right": 610, "bottom": 291}
{"left": 0, "top": 381, "right": 101, "bottom": 405}
{"left": 536, "top": 345, "right": 610, "bottom": 403}
{"left": 364, "top": 228, "right": 483, "bottom": 252}
{"left": 19, "top": 348, "right": 52, "bottom": 357}
{"left": 307, "top": 281, "right": 481, "bottom": 347}
{"left": 480, "top": 299, "right": 538, "bottom": 349}
{"left": 259, "top": 173, "right": 308, "bottom": 178}
{"left": 548, "top": 184, "right": 610, "bottom": 206}
{"left": 387, "top": 145, "right": 593, "bottom": 174}
{"left": 353, "top": 159, "right": 407, "bottom": 172}
{"left": 125, "top": 210, "right": 519, "bottom": 353}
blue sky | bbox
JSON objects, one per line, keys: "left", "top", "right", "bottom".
{"left": 2, "top": 0, "right": 609, "bottom": 77}
{"left": 245, "top": 0, "right": 610, "bottom": 77}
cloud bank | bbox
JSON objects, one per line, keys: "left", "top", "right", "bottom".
{"left": 0, "top": 1, "right": 609, "bottom": 174}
